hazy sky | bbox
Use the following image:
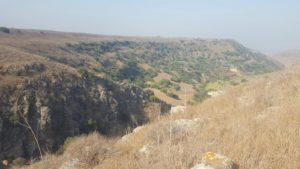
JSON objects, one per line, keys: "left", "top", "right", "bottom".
{"left": 1, "top": 0, "right": 299, "bottom": 53}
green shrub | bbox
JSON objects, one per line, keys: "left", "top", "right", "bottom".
{"left": 119, "top": 61, "right": 142, "bottom": 81}
{"left": 80, "top": 118, "right": 98, "bottom": 133}
{"left": 174, "top": 85, "right": 181, "bottom": 91}
{"left": 241, "top": 78, "right": 247, "bottom": 83}
{"left": 160, "top": 88, "right": 168, "bottom": 93}
{"left": 78, "top": 68, "right": 96, "bottom": 80}
{"left": 149, "top": 94, "right": 158, "bottom": 102}
{"left": 12, "top": 157, "right": 26, "bottom": 166}
{"left": 9, "top": 113, "right": 19, "bottom": 125}
{"left": 167, "top": 92, "right": 179, "bottom": 100}
{"left": 171, "top": 76, "right": 181, "bottom": 83}
{"left": 193, "top": 89, "right": 208, "bottom": 102}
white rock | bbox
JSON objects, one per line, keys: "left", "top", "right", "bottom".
{"left": 59, "top": 158, "right": 80, "bottom": 169}
{"left": 170, "top": 106, "right": 186, "bottom": 114}
{"left": 191, "top": 152, "right": 235, "bottom": 169}
{"left": 190, "top": 163, "right": 214, "bottom": 169}
{"left": 138, "top": 144, "right": 152, "bottom": 156}
{"left": 118, "top": 125, "right": 144, "bottom": 144}
{"left": 207, "top": 90, "right": 225, "bottom": 97}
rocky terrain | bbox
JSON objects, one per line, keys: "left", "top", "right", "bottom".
{"left": 0, "top": 29, "right": 171, "bottom": 163}
{"left": 13, "top": 65, "right": 300, "bottom": 169}
{"left": 0, "top": 27, "right": 284, "bottom": 168}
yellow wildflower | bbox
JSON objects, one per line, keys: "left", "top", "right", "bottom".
{"left": 202, "top": 152, "right": 222, "bottom": 162}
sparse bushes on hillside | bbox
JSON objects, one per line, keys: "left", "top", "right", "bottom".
{"left": 78, "top": 68, "right": 96, "bottom": 80}
{"left": 192, "top": 83, "right": 209, "bottom": 103}
{"left": 166, "top": 92, "right": 179, "bottom": 100}
{"left": 171, "top": 76, "right": 182, "bottom": 83}
{"left": 80, "top": 119, "right": 99, "bottom": 133}
{"left": 148, "top": 79, "right": 180, "bottom": 94}
{"left": 66, "top": 40, "right": 281, "bottom": 94}
{"left": 119, "top": 61, "right": 142, "bottom": 81}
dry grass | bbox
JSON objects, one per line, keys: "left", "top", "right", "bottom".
{"left": 175, "top": 83, "right": 196, "bottom": 102}
{"left": 138, "top": 63, "right": 152, "bottom": 70}
{"left": 16, "top": 66, "right": 300, "bottom": 169}
{"left": 271, "top": 50, "right": 300, "bottom": 67}
{"left": 149, "top": 88, "right": 183, "bottom": 105}
{"left": 153, "top": 72, "right": 172, "bottom": 82}
{"left": 148, "top": 83, "right": 195, "bottom": 106}
{"left": 0, "top": 45, "right": 78, "bottom": 85}
{"left": 16, "top": 133, "right": 116, "bottom": 169}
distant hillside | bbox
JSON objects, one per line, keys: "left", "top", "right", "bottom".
{"left": 0, "top": 27, "right": 282, "bottom": 162}
{"left": 271, "top": 50, "right": 300, "bottom": 66}
{"left": 0, "top": 28, "right": 282, "bottom": 104}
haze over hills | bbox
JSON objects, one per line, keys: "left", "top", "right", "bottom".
{"left": 270, "top": 50, "right": 300, "bottom": 67}
{"left": 0, "top": 27, "right": 294, "bottom": 169}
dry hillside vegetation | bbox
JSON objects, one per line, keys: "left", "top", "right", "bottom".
{"left": 17, "top": 65, "right": 300, "bottom": 169}
{"left": 0, "top": 28, "right": 282, "bottom": 106}
{"left": 148, "top": 83, "right": 195, "bottom": 106}
{"left": 0, "top": 45, "right": 77, "bottom": 85}
{"left": 150, "top": 72, "right": 196, "bottom": 105}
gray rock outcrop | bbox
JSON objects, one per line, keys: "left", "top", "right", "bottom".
{"left": 0, "top": 73, "right": 169, "bottom": 161}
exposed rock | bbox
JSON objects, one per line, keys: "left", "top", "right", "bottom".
{"left": 118, "top": 126, "right": 145, "bottom": 144}
{"left": 191, "top": 152, "right": 235, "bottom": 169}
{"left": 125, "top": 118, "right": 205, "bottom": 158}
{"left": 207, "top": 91, "right": 225, "bottom": 97}
{"left": 147, "top": 118, "right": 203, "bottom": 143}
{"left": 170, "top": 105, "right": 186, "bottom": 114}
{"left": 0, "top": 73, "right": 169, "bottom": 161}
{"left": 59, "top": 158, "right": 80, "bottom": 169}
{"left": 191, "top": 163, "right": 214, "bottom": 169}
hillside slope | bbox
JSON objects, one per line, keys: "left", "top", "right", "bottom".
{"left": 0, "top": 28, "right": 282, "bottom": 104}
{"left": 0, "top": 28, "right": 282, "bottom": 164}
{"left": 17, "top": 65, "right": 300, "bottom": 169}
{"left": 0, "top": 30, "right": 171, "bottom": 162}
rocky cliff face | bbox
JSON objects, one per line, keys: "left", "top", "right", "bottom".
{"left": 0, "top": 71, "right": 169, "bottom": 161}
